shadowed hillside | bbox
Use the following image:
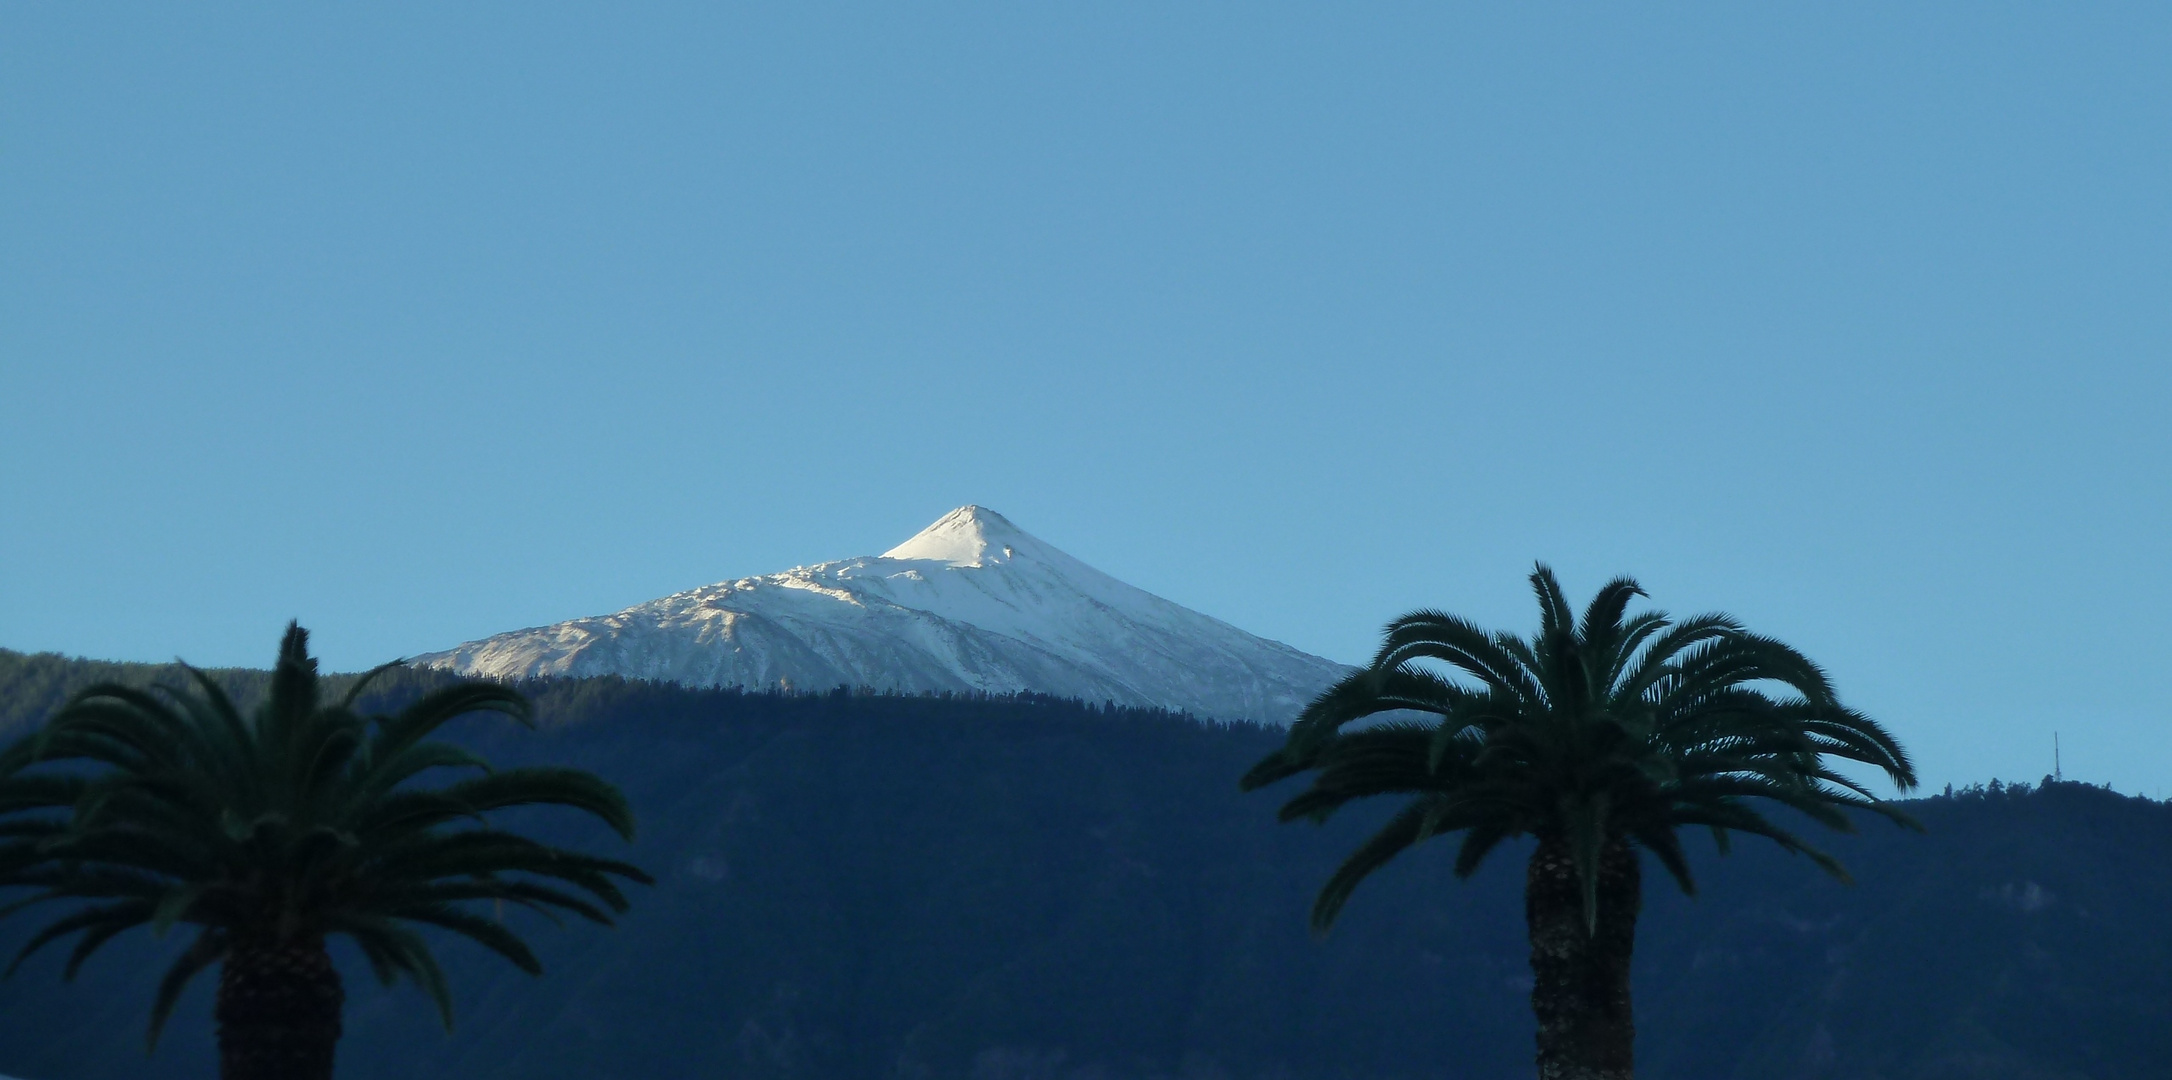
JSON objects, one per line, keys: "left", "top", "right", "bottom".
{"left": 1, "top": 650, "right": 2166, "bottom": 1080}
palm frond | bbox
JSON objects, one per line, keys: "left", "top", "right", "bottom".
{"left": 1310, "top": 800, "right": 1438, "bottom": 931}
{"left": 437, "top": 767, "right": 639, "bottom": 841}
{"left": 146, "top": 928, "right": 227, "bottom": 1049}
{"left": 389, "top": 903, "right": 543, "bottom": 974}
{"left": 1245, "top": 570, "right": 1917, "bottom": 934}
{"left": 1631, "top": 823, "right": 1695, "bottom": 897}
{"left": 6, "top": 901, "right": 154, "bottom": 976}
{"left": 0, "top": 622, "right": 647, "bottom": 1044}
{"left": 1528, "top": 564, "right": 1576, "bottom": 642}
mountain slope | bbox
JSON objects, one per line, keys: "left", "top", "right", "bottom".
{"left": 0, "top": 664, "right": 2164, "bottom": 1080}
{"left": 414, "top": 506, "right": 1349, "bottom": 723}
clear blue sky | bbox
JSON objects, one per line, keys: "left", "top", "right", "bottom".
{"left": 4, "top": 5, "right": 2167, "bottom": 794}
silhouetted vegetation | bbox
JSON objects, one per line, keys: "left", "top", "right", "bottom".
{"left": 0, "top": 632, "right": 646, "bottom": 1080}
{"left": 1, "top": 648, "right": 2166, "bottom": 1079}
{"left": 1244, "top": 568, "right": 1917, "bottom": 1079}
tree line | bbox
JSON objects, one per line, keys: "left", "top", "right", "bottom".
{"left": 4, "top": 568, "right": 2147, "bottom": 1080}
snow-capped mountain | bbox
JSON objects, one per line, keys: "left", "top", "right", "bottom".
{"left": 414, "top": 506, "right": 1350, "bottom": 724}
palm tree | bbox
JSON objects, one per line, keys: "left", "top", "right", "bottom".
{"left": 1241, "top": 566, "right": 1917, "bottom": 1080}
{"left": 0, "top": 623, "right": 651, "bottom": 1080}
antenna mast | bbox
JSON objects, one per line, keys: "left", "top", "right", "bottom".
{"left": 2055, "top": 732, "right": 2062, "bottom": 784}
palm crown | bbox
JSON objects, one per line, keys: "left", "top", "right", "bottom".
{"left": 0, "top": 623, "right": 651, "bottom": 1043}
{"left": 1243, "top": 565, "right": 1918, "bottom": 930}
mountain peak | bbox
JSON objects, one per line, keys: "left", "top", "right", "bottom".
{"left": 415, "top": 505, "right": 1352, "bottom": 723}
{"left": 880, "top": 505, "right": 1033, "bottom": 567}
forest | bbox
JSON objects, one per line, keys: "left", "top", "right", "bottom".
{"left": 1, "top": 648, "right": 2167, "bottom": 1080}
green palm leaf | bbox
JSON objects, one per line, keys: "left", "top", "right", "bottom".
{"left": 0, "top": 621, "right": 648, "bottom": 1053}
{"left": 1247, "top": 563, "right": 1918, "bottom": 930}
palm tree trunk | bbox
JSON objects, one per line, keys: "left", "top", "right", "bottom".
{"left": 215, "top": 937, "right": 344, "bottom": 1080}
{"left": 1526, "top": 834, "right": 1639, "bottom": 1080}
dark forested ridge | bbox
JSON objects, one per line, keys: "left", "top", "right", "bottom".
{"left": 1, "top": 649, "right": 2167, "bottom": 1080}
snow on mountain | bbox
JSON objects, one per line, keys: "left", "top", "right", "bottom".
{"left": 413, "top": 506, "right": 1350, "bottom": 724}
